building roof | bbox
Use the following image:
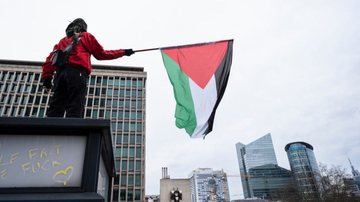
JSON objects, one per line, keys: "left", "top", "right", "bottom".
{"left": 284, "top": 141, "right": 313, "bottom": 151}
{"left": 0, "top": 59, "right": 144, "bottom": 72}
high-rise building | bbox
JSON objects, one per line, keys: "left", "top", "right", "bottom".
{"left": 236, "top": 133, "right": 294, "bottom": 200}
{"left": 0, "top": 59, "right": 147, "bottom": 202}
{"left": 235, "top": 133, "right": 278, "bottom": 198}
{"left": 189, "top": 168, "right": 230, "bottom": 202}
{"left": 285, "top": 142, "right": 322, "bottom": 200}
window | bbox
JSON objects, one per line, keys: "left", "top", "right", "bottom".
{"left": 114, "top": 175, "right": 119, "bottom": 184}
{"left": 130, "top": 135, "right": 135, "bottom": 144}
{"left": 115, "top": 148, "right": 121, "bottom": 157}
{"left": 136, "top": 148, "right": 141, "bottom": 158}
{"left": 127, "top": 189, "right": 133, "bottom": 201}
{"left": 135, "top": 189, "right": 141, "bottom": 200}
{"left": 128, "top": 174, "right": 134, "bottom": 186}
{"left": 120, "top": 189, "right": 126, "bottom": 200}
{"left": 121, "top": 174, "right": 127, "bottom": 186}
{"left": 135, "top": 161, "right": 141, "bottom": 171}
{"left": 129, "top": 161, "right": 134, "bottom": 171}
{"left": 113, "top": 189, "right": 119, "bottom": 201}
{"left": 115, "top": 160, "right": 120, "bottom": 171}
{"left": 135, "top": 174, "right": 141, "bottom": 186}
{"left": 129, "top": 147, "right": 135, "bottom": 157}
{"left": 137, "top": 124, "right": 142, "bottom": 132}
{"left": 136, "top": 135, "right": 142, "bottom": 145}
{"left": 121, "top": 160, "right": 127, "bottom": 171}
{"left": 122, "top": 148, "right": 128, "bottom": 157}
{"left": 123, "top": 135, "right": 128, "bottom": 144}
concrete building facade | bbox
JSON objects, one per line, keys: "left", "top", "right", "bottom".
{"left": 160, "top": 167, "right": 191, "bottom": 202}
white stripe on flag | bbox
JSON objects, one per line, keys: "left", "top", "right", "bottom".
{"left": 189, "top": 75, "right": 218, "bottom": 138}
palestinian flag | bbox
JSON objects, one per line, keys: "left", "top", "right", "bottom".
{"left": 161, "top": 39, "right": 233, "bottom": 138}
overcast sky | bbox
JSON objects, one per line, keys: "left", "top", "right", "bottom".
{"left": 1, "top": 0, "right": 360, "bottom": 199}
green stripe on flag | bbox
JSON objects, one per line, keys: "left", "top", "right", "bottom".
{"left": 161, "top": 51, "right": 197, "bottom": 136}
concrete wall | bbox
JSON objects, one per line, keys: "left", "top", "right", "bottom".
{"left": 160, "top": 178, "right": 191, "bottom": 202}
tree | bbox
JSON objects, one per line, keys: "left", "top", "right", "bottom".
{"left": 319, "top": 163, "right": 360, "bottom": 202}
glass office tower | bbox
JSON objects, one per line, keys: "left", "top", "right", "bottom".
{"left": 235, "top": 133, "right": 278, "bottom": 198}
{"left": 285, "top": 142, "right": 321, "bottom": 200}
{"left": 0, "top": 59, "right": 147, "bottom": 202}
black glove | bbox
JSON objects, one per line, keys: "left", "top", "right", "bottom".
{"left": 43, "top": 78, "right": 52, "bottom": 90}
{"left": 124, "top": 49, "right": 135, "bottom": 56}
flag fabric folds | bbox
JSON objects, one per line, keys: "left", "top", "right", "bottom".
{"left": 161, "top": 39, "right": 233, "bottom": 138}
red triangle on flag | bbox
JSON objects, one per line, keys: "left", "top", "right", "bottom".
{"left": 162, "top": 41, "right": 228, "bottom": 89}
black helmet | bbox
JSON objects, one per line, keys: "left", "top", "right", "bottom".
{"left": 66, "top": 18, "right": 87, "bottom": 37}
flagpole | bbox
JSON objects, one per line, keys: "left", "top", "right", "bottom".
{"left": 133, "top": 39, "right": 233, "bottom": 53}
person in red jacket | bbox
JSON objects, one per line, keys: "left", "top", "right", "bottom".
{"left": 42, "top": 18, "right": 134, "bottom": 118}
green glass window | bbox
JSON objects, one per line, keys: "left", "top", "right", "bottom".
{"left": 90, "top": 77, "right": 96, "bottom": 85}
{"left": 92, "top": 110, "right": 98, "bottom": 118}
{"left": 123, "top": 135, "right": 128, "bottom": 144}
{"left": 128, "top": 174, "right": 134, "bottom": 186}
{"left": 135, "top": 174, "right": 141, "bottom": 186}
{"left": 136, "top": 135, "right": 142, "bottom": 145}
{"left": 114, "top": 78, "right": 120, "bottom": 86}
{"left": 121, "top": 174, "right": 127, "bottom": 186}
{"left": 121, "top": 148, "right": 128, "bottom": 157}
{"left": 130, "top": 123, "right": 136, "bottom": 132}
{"left": 96, "top": 77, "right": 102, "bottom": 84}
{"left": 112, "top": 189, "right": 119, "bottom": 201}
{"left": 108, "top": 77, "right": 114, "bottom": 86}
{"left": 137, "top": 124, "right": 142, "bottom": 132}
{"left": 135, "top": 189, "right": 141, "bottom": 200}
{"left": 39, "top": 108, "right": 45, "bottom": 117}
{"left": 127, "top": 189, "right": 133, "bottom": 201}
{"left": 136, "top": 148, "right": 141, "bottom": 158}
{"left": 129, "top": 160, "right": 134, "bottom": 171}
{"left": 115, "top": 148, "right": 121, "bottom": 157}
{"left": 130, "top": 135, "right": 135, "bottom": 144}
{"left": 116, "top": 136, "right": 122, "bottom": 145}
{"left": 121, "top": 160, "right": 127, "bottom": 171}
{"left": 129, "top": 147, "right": 135, "bottom": 157}
{"left": 135, "top": 161, "right": 141, "bottom": 171}
{"left": 114, "top": 175, "right": 119, "bottom": 184}
{"left": 102, "top": 77, "right": 108, "bottom": 85}
{"left": 117, "top": 111, "right": 123, "bottom": 119}
{"left": 120, "top": 189, "right": 126, "bottom": 200}
{"left": 115, "top": 159, "right": 120, "bottom": 171}
{"left": 95, "top": 88, "right": 100, "bottom": 96}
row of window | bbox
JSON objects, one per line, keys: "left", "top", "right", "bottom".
{"left": 86, "top": 98, "right": 143, "bottom": 109}
{"left": 114, "top": 160, "right": 142, "bottom": 173}
{"left": 0, "top": 94, "right": 48, "bottom": 105}
{"left": 0, "top": 71, "right": 39, "bottom": 82}
{"left": 112, "top": 188, "right": 142, "bottom": 201}
{"left": 0, "top": 106, "right": 46, "bottom": 117}
{"left": 114, "top": 134, "right": 143, "bottom": 145}
{"left": 0, "top": 83, "right": 41, "bottom": 94}
{"left": 88, "top": 87, "right": 144, "bottom": 97}
{"left": 115, "top": 147, "right": 142, "bottom": 159}
{"left": 0, "top": 71, "right": 145, "bottom": 88}
{"left": 89, "top": 76, "right": 144, "bottom": 87}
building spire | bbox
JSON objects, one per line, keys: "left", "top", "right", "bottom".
{"left": 349, "top": 158, "right": 360, "bottom": 177}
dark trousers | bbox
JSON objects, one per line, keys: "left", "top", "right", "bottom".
{"left": 46, "top": 66, "right": 88, "bottom": 118}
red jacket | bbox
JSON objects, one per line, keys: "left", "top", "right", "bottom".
{"left": 42, "top": 32, "right": 126, "bottom": 79}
